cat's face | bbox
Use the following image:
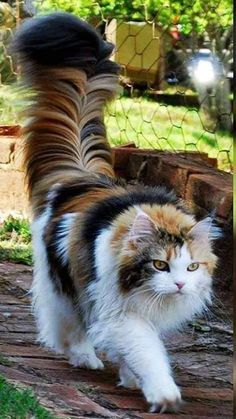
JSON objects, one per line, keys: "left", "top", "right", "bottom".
{"left": 143, "top": 243, "right": 213, "bottom": 299}
{"left": 110, "top": 204, "right": 219, "bottom": 319}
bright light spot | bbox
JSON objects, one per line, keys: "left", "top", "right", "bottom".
{"left": 193, "top": 60, "right": 215, "bottom": 84}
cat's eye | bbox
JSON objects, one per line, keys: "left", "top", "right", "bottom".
{"left": 153, "top": 260, "right": 169, "bottom": 272}
{"left": 187, "top": 262, "right": 199, "bottom": 272}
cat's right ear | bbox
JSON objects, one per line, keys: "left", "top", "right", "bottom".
{"left": 188, "top": 216, "right": 222, "bottom": 242}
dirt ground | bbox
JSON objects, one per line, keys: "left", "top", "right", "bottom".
{"left": 0, "top": 262, "right": 233, "bottom": 418}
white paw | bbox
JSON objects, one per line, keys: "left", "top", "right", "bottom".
{"left": 118, "top": 375, "right": 139, "bottom": 389}
{"left": 118, "top": 364, "right": 139, "bottom": 389}
{"left": 68, "top": 347, "right": 104, "bottom": 370}
{"left": 69, "top": 352, "right": 104, "bottom": 369}
{"left": 142, "top": 378, "right": 181, "bottom": 413}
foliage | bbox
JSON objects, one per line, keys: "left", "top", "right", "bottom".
{"left": 0, "top": 216, "right": 31, "bottom": 243}
{"left": 35, "top": 0, "right": 98, "bottom": 19}
{"left": 0, "top": 84, "right": 33, "bottom": 124}
{"left": 0, "top": 374, "right": 54, "bottom": 418}
{"left": 35, "top": 0, "right": 232, "bottom": 34}
{"left": 0, "top": 216, "right": 32, "bottom": 265}
{"left": 0, "top": 242, "right": 32, "bottom": 265}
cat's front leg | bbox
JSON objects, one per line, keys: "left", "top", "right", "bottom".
{"left": 115, "top": 316, "right": 181, "bottom": 413}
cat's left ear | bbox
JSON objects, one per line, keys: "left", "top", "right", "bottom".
{"left": 129, "top": 208, "right": 156, "bottom": 244}
{"left": 188, "top": 216, "right": 222, "bottom": 242}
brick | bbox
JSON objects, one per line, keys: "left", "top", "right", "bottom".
{"left": 145, "top": 155, "right": 188, "bottom": 196}
{"left": 113, "top": 142, "right": 136, "bottom": 148}
{"left": 128, "top": 151, "right": 214, "bottom": 181}
{"left": 144, "top": 154, "right": 219, "bottom": 197}
{"left": 0, "top": 344, "right": 57, "bottom": 358}
{"left": 129, "top": 151, "right": 160, "bottom": 179}
{"left": 182, "top": 387, "right": 232, "bottom": 402}
{"left": 0, "top": 137, "right": 15, "bottom": 164}
{"left": 176, "top": 402, "right": 232, "bottom": 417}
{"left": 0, "top": 169, "right": 28, "bottom": 217}
{"left": 40, "top": 368, "right": 118, "bottom": 391}
{"left": 0, "top": 125, "right": 22, "bottom": 136}
{"left": 185, "top": 173, "right": 232, "bottom": 219}
{"left": 176, "top": 152, "right": 217, "bottom": 168}
{"left": 12, "top": 357, "right": 72, "bottom": 370}
{"left": 44, "top": 383, "right": 116, "bottom": 417}
{"left": 103, "top": 393, "right": 145, "bottom": 410}
{"left": 0, "top": 364, "right": 43, "bottom": 383}
{"left": 128, "top": 152, "right": 148, "bottom": 179}
{"left": 12, "top": 140, "right": 25, "bottom": 171}
{"left": 112, "top": 147, "right": 136, "bottom": 168}
{"left": 113, "top": 147, "right": 158, "bottom": 178}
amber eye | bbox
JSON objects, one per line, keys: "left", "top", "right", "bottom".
{"left": 187, "top": 262, "right": 199, "bottom": 272}
{"left": 153, "top": 260, "right": 169, "bottom": 272}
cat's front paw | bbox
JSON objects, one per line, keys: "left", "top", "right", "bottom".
{"left": 142, "top": 378, "right": 181, "bottom": 414}
{"left": 118, "top": 364, "right": 139, "bottom": 389}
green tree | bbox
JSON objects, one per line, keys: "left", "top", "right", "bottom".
{"left": 36, "top": 0, "right": 233, "bottom": 130}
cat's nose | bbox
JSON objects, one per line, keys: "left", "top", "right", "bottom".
{"left": 175, "top": 282, "right": 184, "bottom": 290}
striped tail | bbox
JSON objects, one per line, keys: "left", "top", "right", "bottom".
{"left": 13, "top": 12, "right": 119, "bottom": 210}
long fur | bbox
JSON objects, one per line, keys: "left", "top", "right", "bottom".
{"left": 13, "top": 12, "right": 119, "bottom": 212}
{"left": 13, "top": 13, "right": 220, "bottom": 414}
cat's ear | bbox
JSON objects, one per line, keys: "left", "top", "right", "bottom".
{"left": 129, "top": 208, "right": 156, "bottom": 243}
{"left": 188, "top": 216, "right": 222, "bottom": 242}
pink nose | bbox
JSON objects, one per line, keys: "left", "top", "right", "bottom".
{"left": 175, "top": 282, "right": 184, "bottom": 290}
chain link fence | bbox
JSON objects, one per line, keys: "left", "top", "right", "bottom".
{"left": 0, "top": 0, "right": 233, "bottom": 171}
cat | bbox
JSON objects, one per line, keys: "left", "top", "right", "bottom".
{"left": 13, "top": 12, "right": 221, "bottom": 413}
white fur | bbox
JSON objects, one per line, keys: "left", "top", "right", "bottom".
{"left": 32, "top": 208, "right": 213, "bottom": 412}
{"left": 31, "top": 207, "right": 103, "bottom": 369}
{"left": 85, "top": 226, "right": 212, "bottom": 412}
{"left": 55, "top": 213, "right": 77, "bottom": 265}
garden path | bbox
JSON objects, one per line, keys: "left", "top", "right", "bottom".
{"left": 0, "top": 262, "right": 233, "bottom": 418}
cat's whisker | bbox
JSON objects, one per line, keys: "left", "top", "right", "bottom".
{"left": 146, "top": 293, "right": 160, "bottom": 317}
{"left": 123, "top": 286, "right": 154, "bottom": 312}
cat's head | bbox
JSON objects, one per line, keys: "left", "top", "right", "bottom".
{"left": 110, "top": 204, "right": 220, "bottom": 323}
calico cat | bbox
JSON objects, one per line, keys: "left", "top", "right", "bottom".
{"left": 13, "top": 12, "right": 220, "bottom": 413}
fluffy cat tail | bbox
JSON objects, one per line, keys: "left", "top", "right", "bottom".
{"left": 13, "top": 12, "right": 119, "bottom": 208}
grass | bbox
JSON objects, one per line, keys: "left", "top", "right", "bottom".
{"left": 0, "top": 84, "right": 233, "bottom": 171}
{"left": 0, "top": 374, "right": 54, "bottom": 419}
{"left": 105, "top": 96, "right": 233, "bottom": 172}
{"left": 0, "top": 216, "right": 32, "bottom": 265}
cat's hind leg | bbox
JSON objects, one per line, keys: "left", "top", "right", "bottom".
{"left": 31, "top": 211, "right": 103, "bottom": 369}
{"left": 32, "top": 264, "right": 103, "bottom": 369}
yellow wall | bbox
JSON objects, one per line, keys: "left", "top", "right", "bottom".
{"left": 106, "top": 20, "right": 171, "bottom": 86}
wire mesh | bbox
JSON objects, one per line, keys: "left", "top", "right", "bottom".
{"left": 0, "top": 0, "right": 233, "bottom": 172}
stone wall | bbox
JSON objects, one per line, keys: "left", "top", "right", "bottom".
{"left": 0, "top": 134, "right": 28, "bottom": 219}
{"left": 0, "top": 135, "right": 233, "bottom": 288}
{"left": 113, "top": 144, "right": 233, "bottom": 290}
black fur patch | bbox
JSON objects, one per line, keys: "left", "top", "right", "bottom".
{"left": 51, "top": 176, "right": 115, "bottom": 213}
{"left": 80, "top": 117, "right": 113, "bottom": 165}
{"left": 81, "top": 184, "right": 188, "bottom": 283}
{"left": 13, "top": 12, "right": 119, "bottom": 77}
{"left": 82, "top": 185, "right": 184, "bottom": 245}
{"left": 44, "top": 220, "right": 76, "bottom": 297}
{"left": 119, "top": 262, "right": 146, "bottom": 292}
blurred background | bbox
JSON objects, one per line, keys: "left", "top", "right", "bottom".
{"left": 0, "top": 0, "right": 233, "bottom": 171}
